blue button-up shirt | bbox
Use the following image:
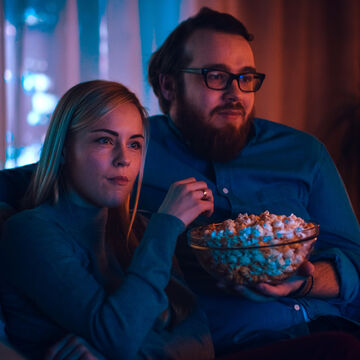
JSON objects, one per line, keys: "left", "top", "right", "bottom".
{"left": 139, "top": 115, "right": 360, "bottom": 350}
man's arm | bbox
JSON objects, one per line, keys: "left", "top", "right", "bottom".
{"left": 311, "top": 261, "right": 339, "bottom": 298}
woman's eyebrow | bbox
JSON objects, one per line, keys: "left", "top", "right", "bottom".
{"left": 130, "top": 134, "right": 144, "bottom": 139}
{"left": 90, "top": 129, "right": 144, "bottom": 139}
{"left": 90, "top": 129, "right": 118, "bottom": 136}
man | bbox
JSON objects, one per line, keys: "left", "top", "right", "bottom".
{"left": 138, "top": 7, "right": 360, "bottom": 354}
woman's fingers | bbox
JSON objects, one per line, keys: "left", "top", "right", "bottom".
{"left": 158, "top": 178, "right": 214, "bottom": 226}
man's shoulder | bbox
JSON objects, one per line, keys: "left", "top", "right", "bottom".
{"left": 253, "top": 118, "right": 323, "bottom": 147}
{"left": 147, "top": 114, "right": 168, "bottom": 133}
{"left": 147, "top": 114, "right": 183, "bottom": 148}
{"left": 148, "top": 114, "right": 167, "bottom": 122}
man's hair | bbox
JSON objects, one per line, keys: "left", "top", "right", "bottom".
{"left": 148, "top": 7, "right": 253, "bottom": 114}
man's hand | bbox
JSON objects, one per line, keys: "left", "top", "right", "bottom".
{"left": 217, "top": 260, "right": 315, "bottom": 301}
{"left": 218, "top": 260, "right": 340, "bottom": 301}
{"left": 253, "top": 260, "right": 315, "bottom": 297}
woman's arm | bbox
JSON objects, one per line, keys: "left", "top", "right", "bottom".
{"left": 0, "top": 211, "right": 184, "bottom": 360}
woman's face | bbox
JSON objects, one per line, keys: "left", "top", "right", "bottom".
{"left": 64, "top": 103, "right": 144, "bottom": 207}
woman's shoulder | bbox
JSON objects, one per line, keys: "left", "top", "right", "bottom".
{"left": 1, "top": 201, "right": 70, "bottom": 252}
{"left": 0, "top": 200, "right": 83, "bottom": 268}
{"left": 5, "top": 202, "right": 61, "bottom": 228}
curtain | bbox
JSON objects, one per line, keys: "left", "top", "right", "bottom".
{"left": 0, "top": 1, "right": 6, "bottom": 169}
{"left": 1, "top": 0, "right": 359, "bottom": 170}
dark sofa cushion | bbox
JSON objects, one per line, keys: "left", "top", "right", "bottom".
{"left": 0, "top": 164, "right": 36, "bottom": 210}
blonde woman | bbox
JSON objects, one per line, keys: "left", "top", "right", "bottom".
{"left": 0, "top": 80, "right": 215, "bottom": 359}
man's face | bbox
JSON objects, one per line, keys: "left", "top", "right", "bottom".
{"left": 169, "top": 29, "right": 257, "bottom": 161}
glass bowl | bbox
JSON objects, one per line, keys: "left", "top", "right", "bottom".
{"left": 188, "top": 224, "right": 319, "bottom": 285}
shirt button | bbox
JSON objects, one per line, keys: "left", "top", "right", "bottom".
{"left": 222, "top": 187, "right": 229, "bottom": 194}
{"left": 294, "top": 304, "right": 300, "bottom": 311}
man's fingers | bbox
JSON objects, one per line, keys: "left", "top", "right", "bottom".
{"left": 255, "top": 282, "right": 288, "bottom": 297}
{"left": 297, "top": 260, "right": 315, "bottom": 276}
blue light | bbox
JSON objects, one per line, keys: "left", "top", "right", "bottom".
{"left": 27, "top": 111, "right": 41, "bottom": 126}
{"left": 24, "top": 8, "right": 42, "bottom": 26}
{"left": 16, "top": 144, "right": 42, "bottom": 166}
{"left": 23, "top": 73, "right": 51, "bottom": 92}
{"left": 32, "top": 92, "right": 58, "bottom": 114}
{"left": 4, "top": 69, "right": 13, "bottom": 82}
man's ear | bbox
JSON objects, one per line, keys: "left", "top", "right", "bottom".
{"left": 159, "top": 74, "right": 176, "bottom": 101}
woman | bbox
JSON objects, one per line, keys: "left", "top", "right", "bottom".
{"left": 0, "top": 80, "right": 215, "bottom": 359}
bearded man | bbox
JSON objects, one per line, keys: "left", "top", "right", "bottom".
{"left": 140, "top": 7, "right": 360, "bottom": 355}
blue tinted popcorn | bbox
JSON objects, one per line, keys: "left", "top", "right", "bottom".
{"left": 189, "top": 211, "right": 318, "bottom": 284}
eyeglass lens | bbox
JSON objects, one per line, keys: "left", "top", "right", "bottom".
{"left": 206, "top": 70, "right": 261, "bottom": 91}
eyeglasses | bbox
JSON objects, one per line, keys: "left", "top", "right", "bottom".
{"left": 180, "top": 68, "right": 265, "bottom": 92}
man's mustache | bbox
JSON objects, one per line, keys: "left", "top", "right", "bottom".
{"left": 210, "top": 103, "right": 245, "bottom": 117}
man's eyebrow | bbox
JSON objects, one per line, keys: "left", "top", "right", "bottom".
{"left": 203, "top": 64, "right": 257, "bottom": 73}
{"left": 241, "top": 66, "right": 257, "bottom": 73}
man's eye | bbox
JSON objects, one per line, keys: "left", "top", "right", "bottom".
{"left": 208, "top": 72, "right": 227, "bottom": 81}
{"left": 96, "top": 137, "right": 113, "bottom": 145}
{"left": 240, "top": 74, "right": 254, "bottom": 83}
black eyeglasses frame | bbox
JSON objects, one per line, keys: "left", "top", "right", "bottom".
{"left": 180, "top": 68, "right": 266, "bottom": 93}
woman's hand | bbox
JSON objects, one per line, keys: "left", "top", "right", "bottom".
{"left": 45, "top": 334, "right": 99, "bottom": 360}
{"left": 158, "top": 177, "right": 214, "bottom": 227}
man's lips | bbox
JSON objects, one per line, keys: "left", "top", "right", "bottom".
{"left": 217, "top": 110, "right": 244, "bottom": 116}
{"left": 108, "top": 176, "right": 129, "bottom": 185}
{"left": 210, "top": 104, "right": 245, "bottom": 118}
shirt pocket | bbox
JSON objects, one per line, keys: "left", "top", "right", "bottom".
{"left": 255, "top": 182, "right": 310, "bottom": 219}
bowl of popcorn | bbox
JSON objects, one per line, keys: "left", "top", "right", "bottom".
{"left": 188, "top": 211, "right": 319, "bottom": 285}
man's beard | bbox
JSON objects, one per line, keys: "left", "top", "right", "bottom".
{"left": 173, "top": 93, "right": 255, "bottom": 162}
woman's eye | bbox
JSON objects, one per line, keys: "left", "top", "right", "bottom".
{"left": 96, "top": 137, "right": 113, "bottom": 145}
{"left": 129, "top": 141, "right": 142, "bottom": 150}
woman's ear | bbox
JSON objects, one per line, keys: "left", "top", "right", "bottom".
{"left": 159, "top": 74, "right": 176, "bottom": 101}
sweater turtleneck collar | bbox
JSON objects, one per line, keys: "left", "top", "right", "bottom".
{"left": 57, "top": 188, "right": 108, "bottom": 251}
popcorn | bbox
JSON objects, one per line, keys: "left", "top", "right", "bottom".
{"left": 189, "top": 211, "right": 318, "bottom": 284}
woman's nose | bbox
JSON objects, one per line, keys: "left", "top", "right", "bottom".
{"left": 112, "top": 147, "right": 130, "bottom": 167}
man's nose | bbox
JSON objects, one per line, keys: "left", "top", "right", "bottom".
{"left": 112, "top": 146, "right": 130, "bottom": 167}
{"left": 223, "top": 78, "right": 242, "bottom": 102}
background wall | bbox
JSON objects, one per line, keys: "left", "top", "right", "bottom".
{"left": 1, "top": 0, "right": 359, "bottom": 215}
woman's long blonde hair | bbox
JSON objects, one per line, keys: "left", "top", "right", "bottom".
{"left": 25, "top": 80, "right": 149, "bottom": 240}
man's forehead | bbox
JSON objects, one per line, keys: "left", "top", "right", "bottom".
{"left": 184, "top": 29, "right": 255, "bottom": 69}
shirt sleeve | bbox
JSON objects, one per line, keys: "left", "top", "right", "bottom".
{"left": 0, "top": 211, "right": 185, "bottom": 359}
{"left": 307, "top": 143, "right": 360, "bottom": 303}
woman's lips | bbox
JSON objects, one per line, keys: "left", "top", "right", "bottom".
{"left": 108, "top": 176, "right": 129, "bottom": 185}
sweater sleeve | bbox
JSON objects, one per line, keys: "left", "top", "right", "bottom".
{"left": 0, "top": 211, "right": 185, "bottom": 360}
{"left": 307, "top": 143, "right": 360, "bottom": 303}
